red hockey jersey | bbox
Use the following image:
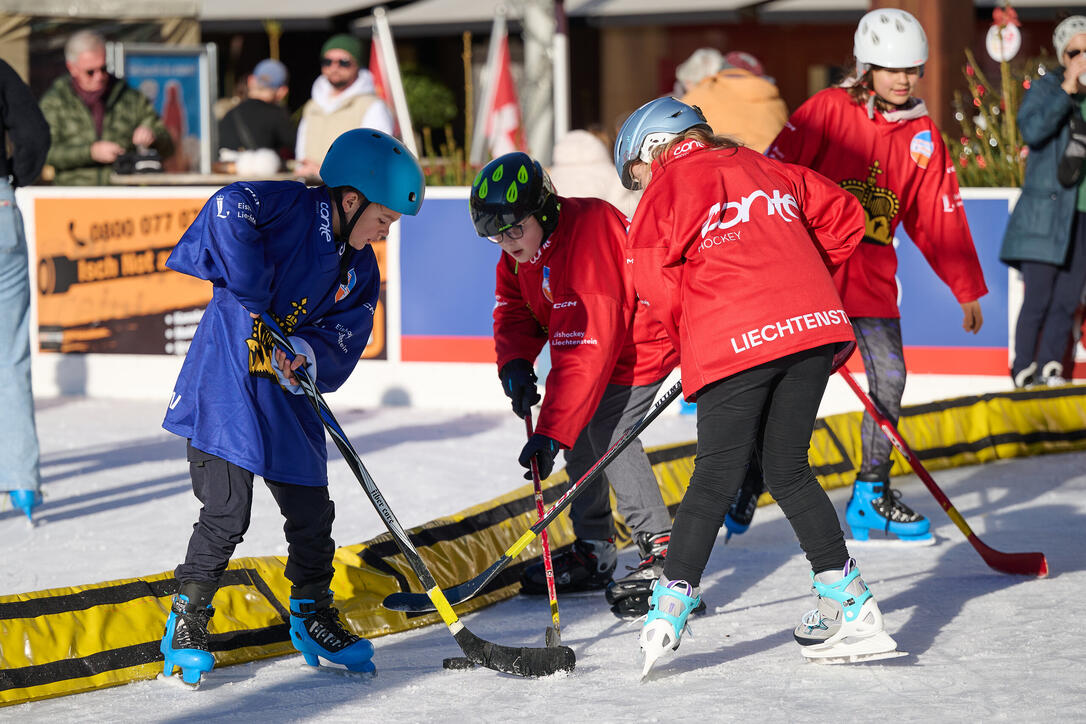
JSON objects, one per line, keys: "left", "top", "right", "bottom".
{"left": 767, "top": 87, "right": 987, "bottom": 318}
{"left": 627, "top": 141, "right": 863, "bottom": 400}
{"left": 493, "top": 196, "right": 676, "bottom": 447}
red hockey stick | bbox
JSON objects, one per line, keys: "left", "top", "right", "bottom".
{"left": 837, "top": 368, "right": 1048, "bottom": 578}
{"left": 526, "top": 410, "right": 562, "bottom": 646}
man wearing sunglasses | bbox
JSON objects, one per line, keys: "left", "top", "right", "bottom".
{"left": 295, "top": 34, "right": 395, "bottom": 179}
{"left": 40, "top": 29, "right": 173, "bottom": 186}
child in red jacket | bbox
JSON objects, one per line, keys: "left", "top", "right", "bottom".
{"left": 615, "top": 97, "right": 899, "bottom": 676}
{"left": 768, "top": 8, "right": 987, "bottom": 544}
{"left": 469, "top": 152, "right": 680, "bottom": 616}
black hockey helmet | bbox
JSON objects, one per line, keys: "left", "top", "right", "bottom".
{"left": 469, "top": 152, "right": 560, "bottom": 241}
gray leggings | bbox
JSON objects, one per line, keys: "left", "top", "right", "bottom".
{"left": 563, "top": 377, "right": 673, "bottom": 541}
{"left": 852, "top": 317, "right": 906, "bottom": 481}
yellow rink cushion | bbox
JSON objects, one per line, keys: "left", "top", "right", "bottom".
{"left": 3, "top": 384, "right": 1085, "bottom": 706}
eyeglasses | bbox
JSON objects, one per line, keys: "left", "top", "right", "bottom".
{"left": 487, "top": 222, "right": 526, "bottom": 243}
{"left": 82, "top": 66, "right": 108, "bottom": 78}
{"left": 1067, "top": 49, "right": 1086, "bottom": 59}
{"left": 321, "top": 57, "right": 355, "bottom": 68}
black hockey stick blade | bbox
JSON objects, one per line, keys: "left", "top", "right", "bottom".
{"left": 453, "top": 627, "right": 575, "bottom": 677}
{"left": 383, "top": 555, "right": 511, "bottom": 612}
{"left": 259, "top": 313, "right": 577, "bottom": 677}
{"left": 382, "top": 380, "right": 683, "bottom": 613}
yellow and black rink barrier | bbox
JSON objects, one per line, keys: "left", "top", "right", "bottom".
{"left": 3, "top": 384, "right": 1085, "bottom": 705}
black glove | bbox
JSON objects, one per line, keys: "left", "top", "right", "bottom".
{"left": 498, "top": 359, "right": 541, "bottom": 419}
{"left": 518, "top": 433, "right": 560, "bottom": 480}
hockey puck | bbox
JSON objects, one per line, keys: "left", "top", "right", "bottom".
{"left": 442, "top": 656, "right": 476, "bottom": 670}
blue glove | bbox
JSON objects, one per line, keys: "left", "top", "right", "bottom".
{"left": 499, "top": 359, "right": 541, "bottom": 419}
{"left": 518, "top": 433, "right": 560, "bottom": 480}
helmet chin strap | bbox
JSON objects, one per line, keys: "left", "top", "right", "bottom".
{"left": 331, "top": 187, "right": 370, "bottom": 253}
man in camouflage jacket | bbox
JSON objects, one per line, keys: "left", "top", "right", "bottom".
{"left": 40, "top": 30, "right": 173, "bottom": 186}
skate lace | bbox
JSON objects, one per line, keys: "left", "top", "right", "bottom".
{"left": 306, "top": 606, "right": 361, "bottom": 651}
{"left": 175, "top": 608, "right": 213, "bottom": 650}
{"left": 874, "top": 488, "right": 922, "bottom": 523}
{"left": 800, "top": 608, "right": 828, "bottom": 630}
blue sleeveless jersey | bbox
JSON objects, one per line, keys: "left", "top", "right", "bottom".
{"left": 163, "top": 181, "right": 379, "bottom": 485}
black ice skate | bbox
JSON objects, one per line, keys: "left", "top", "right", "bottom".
{"left": 520, "top": 538, "right": 617, "bottom": 594}
{"left": 606, "top": 531, "right": 706, "bottom": 618}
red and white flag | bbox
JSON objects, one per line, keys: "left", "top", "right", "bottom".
{"left": 369, "top": 35, "right": 399, "bottom": 136}
{"left": 471, "top": 10, "right": 525, "bottom": 162}
{"left": 484, "top": 31, "right": 524, "bottom": 157}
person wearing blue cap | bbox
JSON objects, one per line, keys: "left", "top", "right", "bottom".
{"left": 157, "top": 128, "right": 424, "bottom": 686}
{"left": 218, "top": 58, "right": 296, "bottom": 164}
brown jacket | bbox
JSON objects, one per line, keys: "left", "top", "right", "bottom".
{"left": 681, "top": 68, "right": 788, "bottom": 153}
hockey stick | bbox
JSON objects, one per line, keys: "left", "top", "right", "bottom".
{"left": 525, "top": 410, "right": 561, "bottom": 647}
{"left": 384, "top": 379, "right": 683, "bottom": 613}
{"left": 837, "top": 368, "right": 1048, "bottom": 577}
{"left": 261, "top": 313, "right": 576, "bottom": 676}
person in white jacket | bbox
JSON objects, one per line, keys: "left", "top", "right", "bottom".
{"left": 295, "top": 34, "right": 395, "bottom": 178}
{"left": 547, "top": 129, "right": 642, "bottom": 218}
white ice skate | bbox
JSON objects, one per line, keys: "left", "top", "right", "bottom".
{"left": 639, "top": 577, "right": 700, "bottom": 681}
{"left": 794, "top": 559, "right": 905, "bottom": 664}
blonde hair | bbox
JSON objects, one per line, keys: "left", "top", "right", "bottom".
{"left": 650, "top": 127, "right": 741, "bottom": 166}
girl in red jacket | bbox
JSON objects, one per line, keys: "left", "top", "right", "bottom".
{"left": 469, "top": 152, "right": 680, "bottom": 616}
{"left": 768, "top": 8, "right": 988, "bottom": 545}
{"left": 615, "top": 97, "right": 900, "bottom": 676}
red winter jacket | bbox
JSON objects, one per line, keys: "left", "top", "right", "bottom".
{"left": 627, "top": 142, "right": 864, "bottom": 400}
{"left": 767, "top": 87, "right": 988, "bottom": 318}
{"left": 494, "top": 196, "right": 677, "bottom": 447}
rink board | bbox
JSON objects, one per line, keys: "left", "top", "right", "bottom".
{"left": 3, "top": 384, "right": 1086, "bottom": 705}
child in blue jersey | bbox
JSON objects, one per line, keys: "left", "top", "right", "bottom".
{"left": 158, "top": 129, "right": 424, "bottom": 685}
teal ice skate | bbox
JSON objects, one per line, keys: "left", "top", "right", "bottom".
{"left": 639, "top": 577, "right": 701, "bottom": 680}
{"left": 794, "top": 558, "right": 904, "bottom": 663}
{"left": 160, "top": 583, "right": 216, "bottom": 686}
{"left": 289, "top": 590, "right": 376, "bottom": 675}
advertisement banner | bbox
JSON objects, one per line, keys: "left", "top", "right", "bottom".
{"left": 34, "top": 197, "right": 387, "bottom": 359}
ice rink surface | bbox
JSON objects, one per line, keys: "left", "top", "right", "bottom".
{"left": 3, "top": 395, "right": 1084, "bottom": 722}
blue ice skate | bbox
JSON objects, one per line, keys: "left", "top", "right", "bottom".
{"left": 846, "top": 479, "right": 932, "bottom": 543}
{"left": 161, "top": 590, "right": 216, "bottom": 686}
{"left": 639, "top": 577, "right": 701, "bottom": 680}
{"left": 289, "top": 591, "right": 376, "bottom": 674}
{"left": 9, "top": 490, "right": 41, "bottom": 522}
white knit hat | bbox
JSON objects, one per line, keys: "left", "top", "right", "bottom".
{"left": 1053, "top": 16, "right": 1086, "bottom": 59}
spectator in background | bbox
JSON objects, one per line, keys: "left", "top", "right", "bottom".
{"left": 39, "top": 29, "right": 173, "bottom": 186}
{"left": 548, "top": 128, "right": 642, "bottom": 218}
{"left": 999, "top": 15, "right": 1086, "bottom": 388}
{"left": 219, "top": 59, "right": 296, "bottom": 165}
{"left": 295, "top": 34, "right": 394, "bottom": 178}
{"left": 0, "top": 59, "right": 50, "bottom": 521}
{"left": 677, "top": 47, "right": 788, "bottom": 154}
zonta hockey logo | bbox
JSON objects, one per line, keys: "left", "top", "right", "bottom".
{"left": 318, "top": 201, "right": 333, "bottom": 243}
{"left": 700, "top": 189, "right": 800, "bottom": 238}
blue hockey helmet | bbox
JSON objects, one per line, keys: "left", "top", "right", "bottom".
{"left": 613, "top": 97, "right": 711, "bottom": 190}
{"left": 320, "top": 129, "right": 425, "bottom": 216}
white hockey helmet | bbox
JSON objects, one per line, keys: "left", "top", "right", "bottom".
{"left": 854, "top": 8, "right": 928, "bottom": 76}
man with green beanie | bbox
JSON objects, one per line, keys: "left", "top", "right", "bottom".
{"left": 295, "top": 33, "right": 395, "bottom": 178}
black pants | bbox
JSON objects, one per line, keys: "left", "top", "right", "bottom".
{"left": 1013, "top": 211, "right": 1086, "bottom": 377}
{"left": 174, "top": 442, "right": 336, "bottom": 594}
{"left": 664, "top": 345, "right": 848, "bottom": 586}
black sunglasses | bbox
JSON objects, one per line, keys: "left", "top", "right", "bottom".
{"left": 1066, "top": 48, "right": 1085, "bottom": 59}
{"left": 83, "top": 65, "right": 108, "bottom": 78}
{"left": 321, "top": 57, "right": 354, "bottom": 68}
